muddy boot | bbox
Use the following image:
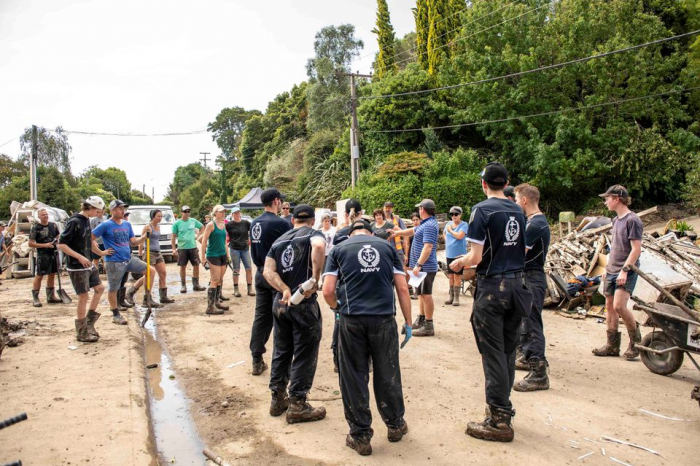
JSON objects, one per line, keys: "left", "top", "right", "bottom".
{"left": 514, "top": 359, "right": 549, "bottom": 392}
{"left": 214, "top": 287, "right": 229, "bottom": 311}
{"left": 86, "top": 310, "right": 101, "bottom": 339}
{"left": 466, "top": 406, "right": 515, "bottom": 442}
{"left": 205, "top": 288, "right": 224, "bottom": 315}
{"left": 75, "top": 318, "right": 99, "bottom": 343}
{"left": 269, "top": 390, "right": 290, "bottom": 417}
{"left": 233, "top": 285, "right": 242, "bottom": 298}
{"left": 411, "top": 314, "right": 425, "bottom": 330}
{"left": 286, "top": 396, "right": 326, "bottom": 424}
{"left": 387, "top": 421, "right": 408, "bottom": 442}
{"left": 623, "top": 323, "right": 642, "bottom": 360}
{"left": 192, "top": 277, "right": 206, "bottom": 292}
{"left": 111, "top": 309, "right": 127, "bottom": 325}
{"left": 180, "top": 279, "right": 187, "bottom": 294}
{"left": 515, "top": 346, "right": 529, "bottom": 370}
{"left": 124, "top": 286, "right": 137, "bottom": 306}
{"left": 31, "top": 290, "right": 43, "bottom": 308}
{"left": 444, "top": 287, "right": 454, "bottom": 305}
{"left": 452, "top": 286, "right": 461, "bottom": 306}
{"left": 117, "top": 287, "right": 133, "bottom": 310}
{"left": 410, "top": 286, "right": 418, "bottom": 300}
{"left": 159, "top": 288, "right": 175, "bottom": 304}
{"left": 592, "top": 330, "right": 621, "bottom": 357}
{"left": 333, "top": 352, "right": 339, "bottom": 374}
{"left": 247, "top": 284, "right": 255, "bottom": 297}
{"left": 413, "top": 320, "right": 434, "bottom": 337}
{"left": 346, "top": 434, "right": 372, "bottom": 456}
{"left": 252, "top": 358, "right": 268, "bottom": 376}
{"left": 142, "top": 292, "right": 162, "bottom": 308}
{"left": 217, "top": 285, "right": 230, "bottom": 302}
{"left": 46, "top": 287, "right": 62, "bottom": 304}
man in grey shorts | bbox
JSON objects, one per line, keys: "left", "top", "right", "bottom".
{"left": 92, "top": 200, "right": 155, "bottom": 325}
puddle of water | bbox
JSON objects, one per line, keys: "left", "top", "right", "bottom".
{"left": 138, "top": 305, "right": 206, "bottom": 465}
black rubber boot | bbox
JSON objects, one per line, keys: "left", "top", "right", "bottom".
{"left": 32, "top": 290, "right": 43, "bottom": 308}
{"left": 124, "top": 286, "right": 137, "bottom": 306}
{"left": 180, "top": 279, "right": 187, "bottom": 294}
{"left": 117, "top": 287, "right": 133, "bottom": 310}
{"left": 514, "top": 359, "right": 549, "bottom": 392}
{"left": 46, "top": 287, "right": 62, "bottom": 304}
{"left": 86, "top": 310, "right": 101, "bottom": 339}
{"left": 233, "top": 285, "right": 242, "bottom": 298}
{"left": 411, "top": 314, "right": 425, "bottom": 330}
{"left": 205, "top": 288, "right": 223, "bottom": 315}
{"left": 247, "top": 284, "right": 255, "bottom": 296}
{"left": 623, "top": 323, "right": 642, "bottom": 360}
{"left": 466, "top": 406, "right": 515, "bottom": 442}
{"left": 75, "top": 318, "right": 99, "bottom": 343}
{"left": 218, "top": 285, "right": 230, "bottom": 301}
{"left": 142, "top": 292, "right": 161, "bottom": 308}
{"left": 214, "top": 287, "right": 229, "bottom": 311}
{"left": 286, "top": 396, "right": 326, "bottom": 424}
{"left": 192, "top": 277, "right": 206, "bottom": 292}
{"left": 159, "top": 288, "right": 175, "bottom": 304}
{"left": 270, "top": 391, "right": 290, "bottom": 417}
{"left": 592, "top": 330, "right": 621, "bottom": 357}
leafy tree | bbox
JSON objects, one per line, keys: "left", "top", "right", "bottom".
{"left": 179, "top": 176, "right": 218, "bottom": 219}
{"left": 19, "top": 126, "right": 72, "bottom": 175}
{"left": 373, "top": 0, "right": 398, "bottom": 79}
{"left": 78, "top": 166, "right": 132, "bottom": 201}
{"left": 0, "top": 154, "right": 26, "bottom": 189}
{"left": 394, "top": 32, "right": 418, "bottom": 70}
{"left": 413, "top": 0, "right": 429, "bottom": 70}
{"left": 166, "top": 163, "right": 209, "bottom": 207}
{"left": 207, "top": 106, "right": 262, "bottom": 158}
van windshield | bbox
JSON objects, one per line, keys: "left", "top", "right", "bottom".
{"left": 128, "top": 209, "right": 175, "bottom": 225}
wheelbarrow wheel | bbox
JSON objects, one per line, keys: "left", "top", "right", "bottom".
{"left": 640, "top": 331, "right": 684, "bottom": 376}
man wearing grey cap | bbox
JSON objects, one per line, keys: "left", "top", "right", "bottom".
{"left": 171, "top": 205, "right": 206, "bottom": 294}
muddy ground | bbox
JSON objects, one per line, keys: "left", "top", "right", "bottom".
{"left": 1, "top": 249, "right": 699, "bottom": 465}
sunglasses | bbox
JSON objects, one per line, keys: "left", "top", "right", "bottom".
{"left": 282, "top": 207, "right": 289, "bottom": 210}
{"left": 451, "top": 213, "right": 460, "bottom": 216}
{"left": 182, "top": 210, "right": 191, "bottom": 213}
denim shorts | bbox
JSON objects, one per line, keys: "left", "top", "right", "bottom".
{"left": 230, "top": 248, "right": 252, "bottom": 271}
{"left": 105, "top": 256, "right": 148, "bottom": 292}
{"left": 604, "top": 271, "right": 638, "bottom": 297}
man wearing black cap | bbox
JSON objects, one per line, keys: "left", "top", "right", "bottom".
{"left": 263, "top": 204, "right": 327, "bottom": 424}
{"left": 593, "top": 185, "right": 643, "bottom": 360}
{"left": 450, "top": 162, "right": 532, "bottom": 442}
{"left": 249, "top": 188, "right": 293, "bottom": 376}
{"left": 322, "top": 219, "right": 413, "bottom": 456}
{"left": 504, "top": 186, "right": 516, "bottom": 202}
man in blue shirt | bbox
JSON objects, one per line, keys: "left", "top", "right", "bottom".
{"left": 444, "top": 206, "right": 469, "bottom": 307}
{"left": 392, "top": 199, "right": 439, "bottom": 336}
{"left": 92, "top": 199, "right": 155, "bottom": 325}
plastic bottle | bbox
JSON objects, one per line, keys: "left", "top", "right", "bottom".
{"left": 290, "top": 278, "right": 316, "bottom": 305}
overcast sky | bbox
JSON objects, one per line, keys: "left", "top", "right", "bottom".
{"left": 0, "top": 0, "right": 415, "bottom": 202}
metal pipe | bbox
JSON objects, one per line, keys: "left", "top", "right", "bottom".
{"left": 634, "top": 344, "right": 683, "bottom": 355}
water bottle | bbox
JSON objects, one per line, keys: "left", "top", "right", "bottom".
{"left": 290, "top": 278, "right": 316, "bottom": 305}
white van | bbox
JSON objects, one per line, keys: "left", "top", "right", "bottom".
{"left": 127, "top": 205, "right": 176, "bottom": 259}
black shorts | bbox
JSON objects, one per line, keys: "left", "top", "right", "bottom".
{"left": 416, "top": 272, "right": 437, "bottom": 295}
{"left": 35, "top": 253, "right": 58, "bottom": 276}
{"left": 91, "top": 243, "right": 105, "bottom": 260}
{"left": 446, "top": 257, "right": 462, "bottom": 275}
{"left": 207, "top": 255, "right": 228, "bottom": 267}
{"left": 69, "top": 268, "right": 101, "bottom": 295}
{"left": 177, "top": 248, "right": 201, "bottom": 266}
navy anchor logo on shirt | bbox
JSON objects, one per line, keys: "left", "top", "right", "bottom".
{"left": 251, "top": 223, "right": 262, "bottom": 241}
{"left": 505, "top": 216, "right": 520, "bottom": 245}
{"left": 358, "top": 245, "right": 380, "bottom": 272}
{"left": 281, "top": 244, "right": 295, "bottom": 271}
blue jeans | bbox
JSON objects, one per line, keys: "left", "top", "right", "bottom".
{"left": 229, "top": 248, "right": 252, "bottom": 271}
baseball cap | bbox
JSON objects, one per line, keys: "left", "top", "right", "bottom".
{"left": 109, "top": 199, "right": 128, "bottom": 210}
{"left": 181, "top": 205, "right": 191, "bottom": 212}
{"left": 231, "top": 206, "right": 241, "bottom": 213}
{"left": 292, "top": 204, "right": 315, "bottom": 219}
{"left": 599, "top": 185, "right": 629, "bottom": 198}
{"left": 212, "top": 204, "right": 225, "bottom": 213}
{"left": 0, "top": 221, "right": 6, "bottom": 227}
{"left": 415, "top": 199, "right": 436, "bottom": 210}
{"left": 383, "top": 201, "right": 394, "bottom": 208}
{"left": 449, "top": 206, "right": 463, "bottom": 215}
{"left": 85, "top": 195, "right": 105, "bottom": 210}
{"left": 124, "top": 211, "right": 131, "bottom": 217}
{"left": 504, "top": 186, "right": 515, "bottom": 199}
{"left": 260, "top": 188, "right": 282, "bottom": 204}
{"left": 350, "top": 219, "right": 372, "bottom": 234}
{"left": 481, "top": 162, "right": 508, "bottom": 187}
{"left": 345, "top": 199, "right": 362, "bottom": 214}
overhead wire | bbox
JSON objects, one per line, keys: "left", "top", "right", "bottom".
{"left": 64, "top": 128, "right": 208, "bottom": 137}
{"left": 0, "top": 137, "right": 18, "bottom": 149}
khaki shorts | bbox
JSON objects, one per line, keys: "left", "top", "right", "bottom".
{"left": 147, "top": 251, "right": 165, "bottom": 265}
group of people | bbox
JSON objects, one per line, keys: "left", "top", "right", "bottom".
{"left": 19, "top": 160, "right": 646, "bottom": 456}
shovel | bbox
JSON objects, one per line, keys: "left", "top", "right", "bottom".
{"left": 54, "top": 248, "right": 72, "bottom": 304}
{"left": 141, "top": 233, "right": 152, "bottom": 327}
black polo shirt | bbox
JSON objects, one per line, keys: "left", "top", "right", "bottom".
{"left": 267, "top": 226, "right": 325, "bottom": 303}
{"left": 250, "top": 212, "right": 292, "bottom": 270}
{"left": 226, "top": 219, "right": 251, "bottom": 251}
{"left": 467, "top": 197, "right": 526, "bottom": 276}
{"left": 332, "top": 226, "right": 352, "bottom": 246}
{"left": 59, "top": 213, "right": 92, "bottom": 271}
{"left": 323, "top": 235, "right": 405, "bottom": 317}
{"left": 524, "top": 214, "right": 550, "bottom": 272}
{"left": 30, "top": 222, "right": 59, "bottom": 257}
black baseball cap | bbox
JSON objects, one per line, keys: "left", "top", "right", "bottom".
{"left": 383, "top": 201, "right": 394, "bottom": 208}
{"left": 260, "top": 188, "right": 282, "bottom": 204}
{"left": 109, "top": 199, "right": 128, "bottom": 210}
{"left": 599, "top": 185, "right": 629, "bottom": 199}
{"left": 350, "top": 219, "right": 372, "bottom": 234}
{"left": 481, "top": 162, "right": 508, "bottom": 187}
{"left": 504, "top": 186, "right": 515, "bottom": 199}
{"left": 292, "top": 204, "right": 315, "bottom": 219}
{"left": 345, "top": 199, "right": 362, "bottom": 214}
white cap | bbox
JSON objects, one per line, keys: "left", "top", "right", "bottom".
{"left": 85, "top": 196, "right": 105, "bottom": 210}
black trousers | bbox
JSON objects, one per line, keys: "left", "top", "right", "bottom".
{"left": 269, "top": 297, "right": 323, "bottom": 398}
{"left": 339, "top": 314, "right": 405, "bottom": 440}
{"left": 521, "top": 270, "right": 547, "bottom": 362}
{"left": 250, "top": 270, "right": 275, "bottom": 360}
{"left": 331, "top": 312, "right": 340, "bottom": 364}
{"left": 471, "top": 275, "right": 533, "bottom": 410}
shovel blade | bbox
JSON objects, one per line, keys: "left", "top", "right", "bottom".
{"left": 59, "top": 289, "right": 72, "bottom": 304}
{"left": 141, "top": 308, "right": 152, "bottom": 328}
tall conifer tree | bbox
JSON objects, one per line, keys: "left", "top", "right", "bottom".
{"left": 414, "top": 0, "right": 429, "bottom": 70}
{"left": 373, "top": 0, "right": 398, "bottom": 78}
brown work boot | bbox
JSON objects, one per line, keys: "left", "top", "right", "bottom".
{"left": 86, "top": 310, "right": 101, "bottom": 338}
{"left": 623, "top": 323, "right": 642, "bottom": 360}
{"left": 592, "top": 330, "right": 621, "bottom": 357}
{"left": 159, "top": 288, "right": 175, "bottom": 304}
{"left": 387, "top": 421, "right": 408, "bottom": 442}
{"left": 251, "top": 358, "right": 268, "bottom": 376}
{"left": 112, "top": 310, "right": 127, "bottom": 325}
{"left": 75, "top": 318, "right": 99, "bottom": 343}
{"left": 514, "top": 359, "right": 549, "bottom": 392}
{"left": 466, "top": 406, "right": 515, "bottom": 442}
{"left": 452, "top": 286, "right": 461, "bottom": 306}
{"left": 270, "top": 390, "right": 290, "bottom": 417}
{"left": 192, "top": 277, "right": 206, "bottom": 291}
{"left": 411, "top": 314, "right": 425, "bottom": 330}
{"left": 46, "top": 287, "right": 62, "bottom": 304}
{"left": 142, "top": 293, "right": 161, "bottom": 308}
{"left": 515, "top": 346, "right": 529, "bottom": 370}
{"left": 205, "top": 288, "right": 223, "bottom": 315}
{"left": 413, "top": 320, "right": 434, "bottom": 337}
{"left": 214, "top": 288, "right": 229, "bottom": 311}
{"left": 286, "top": 396, "right": 326, "bottom": 424}
{"left": 32, "top": 290, "right": 43, "bottom": 307}
{"left": 346, "top": 434, "right": 372, "bottom": 456}
{"left": 444, "top": 287, "right": 454, "bottom": 305}
{"left": 233, "top": 285, "right": 242, "bottom": 298}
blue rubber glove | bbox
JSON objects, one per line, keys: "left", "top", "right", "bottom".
{"left": 400, "top": 323, "right": 412, "bottom": 349}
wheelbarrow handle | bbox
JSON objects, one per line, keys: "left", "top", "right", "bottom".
{"left": 629, "top": 264, "right": 700, "bottom": 324}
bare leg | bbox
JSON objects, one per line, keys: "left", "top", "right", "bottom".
{"left": 156, "top": 263, "right": 167, "bottom": 289}
{"left": 423, "top": 295, "right": 435, "bottom": 320}
{"left": 32, "top": 274, "right": 43, "bottom": 291}
{"left": 76, "top": 293, "right": 89, "bottom": 319}
{"left": 245, "top": 268, "right": 252, "bottom": 286}
{"left": 47, "top": 274, "right": 56, "bottom": 288}
{"left": 179, "top": 265, "right": 187, "bottom": 281}
{"left": 107, "top": 291, "right": 118, "bottom": 310}
{"left": 193, "top": 264, "right": 200, "bottom": 278}
{"left": 419, "top": 296, "right": 425, "bottom": 316}
{"left": 210, "top": 265, "right": 223, "bottom": 287}
{"left": 90, "top": 284, "right": 105, "bottom": 310}
{"left": 605, "top": 295, "right": 617, "bottom": 331}
{"left": 613, "top": 289, "right": 636, "bottom": 332}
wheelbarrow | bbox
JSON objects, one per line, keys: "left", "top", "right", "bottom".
{"left": 438, "top": 258, "right": 476, "bottom": 297}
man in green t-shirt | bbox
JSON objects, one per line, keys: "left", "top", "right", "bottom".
{"left": 171, "top": 205, "right": 206, "bottom": 293}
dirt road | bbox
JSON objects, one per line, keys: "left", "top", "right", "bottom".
{"left": 1, "top": 256, "right": 699, "bottom": 465}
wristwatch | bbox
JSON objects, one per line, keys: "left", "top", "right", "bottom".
{"left": 416, "top": 263, "right": 423, "bottom": 269}
{"left": 622, "top": 265, "right": 631, "bottom": 272}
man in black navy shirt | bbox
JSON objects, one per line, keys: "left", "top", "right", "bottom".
{"left": 513, "top": 183, "right": 550, "bottom": 392}
{"left": 249, "top": 188, "right": 292, "bottom": 376}
{"left": 450, "top": 162, "right": 532, "bottom": 442}
{"left": 322, "top": 219, "right": 413, "bottom": 456}
{"left": 263, "top": 204, "right": 327, "bottom": 424}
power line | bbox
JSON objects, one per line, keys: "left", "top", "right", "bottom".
{"left": 365, "top": 86, "right": 700, "bottom": 134}
{"left": 64, "top": 128, "right": 208, "bottom": 137}
{"left": 360, "top": 29, "right": 700, "bottom": 100}
{"left": 0, "top": 137, "right": 17, "bottom": 149}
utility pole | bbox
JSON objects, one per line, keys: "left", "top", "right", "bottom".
{"left": 143, "top": 184, "right": 146, "bottom": 198}
{"left": 200, "top": 152, "right": 211, "bottom": 168}
{"left": 339, "top": 71, "right": 372, "bottom": 189}
{"left": 152, "top": 187, "right": 155, "bottom": 202}
{"left": 30, "top": 125, "right": 38, "bottom": 201}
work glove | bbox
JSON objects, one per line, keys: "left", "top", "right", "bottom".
{"left": 400, "top": 323, "right": 412, "bottom": 349}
